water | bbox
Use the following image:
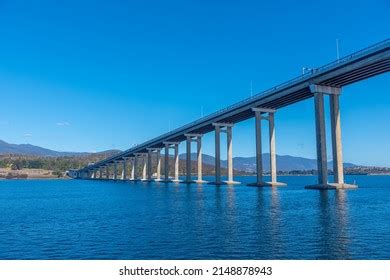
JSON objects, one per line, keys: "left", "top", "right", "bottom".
{"left": 0, "top": 175, "right": 389, "bottom": 260}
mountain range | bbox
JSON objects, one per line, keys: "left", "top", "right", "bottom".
{"left": 179, "top": 153, "right": 356, "bottom": 172}
{"left": 0, "top": 140, "right": 118, "bottom": 157}
{"left": 0, "top": 139, "right": 358, "bottom": 172}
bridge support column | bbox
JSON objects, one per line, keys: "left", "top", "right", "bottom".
{"left": 147, "top": 150, "right": 153, "bottom": 181}
{"left": 121, "top": 159, "right": 128, "bottom": 180}
{"left": 163, "top": 142, "right": 180, "bottom": 183}
{"left": 196, "top": 136, "right": 204, "bottom": 183}
{"left": 141, "top": 154, "right": 147, "bottom": 181}
{"left": 209, "top": 123, "right": 239, "bottom": 185}
{"left": 183, "top": 134, "right": 206, "bottom": 184}
{"left": 133, "top": 156, "right": 138, "bottom": 180}
{"left": 130, "top": 157, "right": 135, "bottom": 180}
{"left": 99, "top": 167, "right": 103, "bottom": 179}
{"left": 156, "top": 149, "right": 162, "bottom": 181}
{"left": 105, "top": 165, "right": 109, "bottom": 179}
{"left": 248, "top": 108, "right": 286, "bottom": 187}
{"left": 186, "top": 136, "right": 192, "bottom": 183}
{"left": 173, "top": 143, "right": 180, "bottom": 182}
{"left": 330, "top": 93, "right": 344, "bottom": 185}
{"left": 164, "top": 143, "right": 170, "bottom": 182}
{"left": 132, "top": 154, "right": 145, "bottom": 181}
{"left": 226, "top": 126, "right": 233, "bottom": 183}
{"left": 214, "top": 125, "right": 221, "bottom": 184}
{"left": 113, "top": 161, "right": 118, "bottom": 180}
{"left": 306, "top": 85, "right": 357, "bottom": 189}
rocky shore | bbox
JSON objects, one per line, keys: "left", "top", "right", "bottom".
{"left": 0, "top": 168, "right": 66, "bottom": 179}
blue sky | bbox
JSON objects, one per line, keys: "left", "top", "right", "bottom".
{"left": 0, "top": 0, "right": 389, "bottom": 166}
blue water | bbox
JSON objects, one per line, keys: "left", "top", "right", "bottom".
{"left": 0, "top": 175, "right": 389, "bottom": 260}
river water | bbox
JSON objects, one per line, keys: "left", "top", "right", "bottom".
{"left": 0, "top": 175, "right": 389, "bottom": 259}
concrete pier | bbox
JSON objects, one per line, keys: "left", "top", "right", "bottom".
{"left": 113, "top": 161, "right": 118, "bottom": 180}
{"left": 213, "top": 125, "right": 221, "bottom": 184}
{"left": 163, "top": 142, "right": 180, "bottom": 182}
{"left": 196, "top": 136, "right": 204, "bottom": 183}
{"left": 141, "top": 154, "right": 147, "bottom": 181}
{"left": 105, "top": 165, "right": 109, "bottom": 179}
{"left": 306, "top": 85, "right": 357, "bottom": 189}
{"left": 147, "top": 149, "right": 153, "bottom": 181}
{"left": 209, "top": 123, "right": 239, "bottom": 185}
{"left": 133, "top": 153, "right": 147, "bottom": 181}
{"left": 248, "top": 108, "right": 285, "bottom": 187}
{"left": 130, "top": 157, "right": 135, "bottom": 180}
{"left": 226, "top": 126, "right": 234, "bottom": 184}
{"left": 173, "top": 143, "right": 179, "bottom": 182}
{"left": 121, "top": 158, "right": 128, "bottom": 180}
{"left": 155, "top": 149, "right": 162, "bottom": 181}
{"left": 183, "top": 134, "right": 206, "bottom": 184}
{"left": 186, "top": 136, "right": 192, "bottom": 183}
{"left": 164, "top": 143, "right": 169, "bottom": 182}
{"left": 92, "top": 169, "right": 97, "bottom": 179}
{"left": 99, "top": 167, "right": 103, "bottom": 179}
{"left": 330, "top": 93, "right": 344, "bottom": 185}
{"left": 133, "top": 156, "right": 138, "bottom": 180}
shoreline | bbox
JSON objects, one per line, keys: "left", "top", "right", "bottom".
{"left": 0, "top": 168, "right": 68, "bottom": 180}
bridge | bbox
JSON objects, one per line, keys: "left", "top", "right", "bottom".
{"left": 75, "top": 39, "right": 390, "bottom": 189}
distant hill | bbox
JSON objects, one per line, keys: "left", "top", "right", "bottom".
{"left": 0, "top": 139, "right": 120, "bottom": 157}
{"left": 0, "top": 139, "right": 357, "bottom": 172}
{"left": 180, "top": 153, "right": 356, "bottom": 172}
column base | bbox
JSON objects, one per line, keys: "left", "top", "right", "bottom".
{"left": 225, "top": 180, "right": 241, "bottom": 185}
{"left": 208, "top": 181, "right": 241, "bottom": 186}
{"left": 180, "top": 180, "right": 208, "bottom": 184}
{"left": 180, "top": 180, "right": 196, "bottom": 184}
{"left": 247, "top": 181, "right": 286, "bottom": 187}
{"left": 195, "top": 180, "right": 208, "bottom": 184}
{"left": 305, "top": 183, "right": 358, "bottom": 190}
{"left": 172, "top": 179, "right": 182, "bottom": 183}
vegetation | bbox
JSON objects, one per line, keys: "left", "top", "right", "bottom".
{"left": 0, "top": 152, "right": 118, "bottom": 177}
{"left": 276, "top": 166, "right": 390, "bottom": 175}
{"left": 1, "top": 154, "right": 388, "bottom": 179}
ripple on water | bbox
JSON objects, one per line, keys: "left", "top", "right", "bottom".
{"left": 0, "top": 176, "right": 389, "bottom": 259}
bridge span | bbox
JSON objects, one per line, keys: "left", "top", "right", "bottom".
{"left": 76, "top": 39, "right": 390, "bottom": 189}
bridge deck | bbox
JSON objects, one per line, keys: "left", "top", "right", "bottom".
{"left": 81, "top": 39, "right": 390, "bottom": 171}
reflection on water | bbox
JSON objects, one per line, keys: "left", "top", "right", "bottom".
{"left": 269, "top": 188, "right": 284, "bottom": 258}
{"left": 334, "top": 190, "right": 351, "bottom": 259}
{"left": 318, "top": 190, "right": 351, "bottom": 259}
{"left": 0, "top": 175, "right": 388, "bottom": 260}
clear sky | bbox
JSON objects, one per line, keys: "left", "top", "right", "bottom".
{"left": 0, "top": 0, "right": 389, "bottom": 166}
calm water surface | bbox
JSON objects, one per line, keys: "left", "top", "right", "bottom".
{"left": 0, "top": 175, "right": 389, "bottom": 260}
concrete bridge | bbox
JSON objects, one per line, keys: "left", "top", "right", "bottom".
{"left": 76, "top": 39, "right": 390, "bottom": 189}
